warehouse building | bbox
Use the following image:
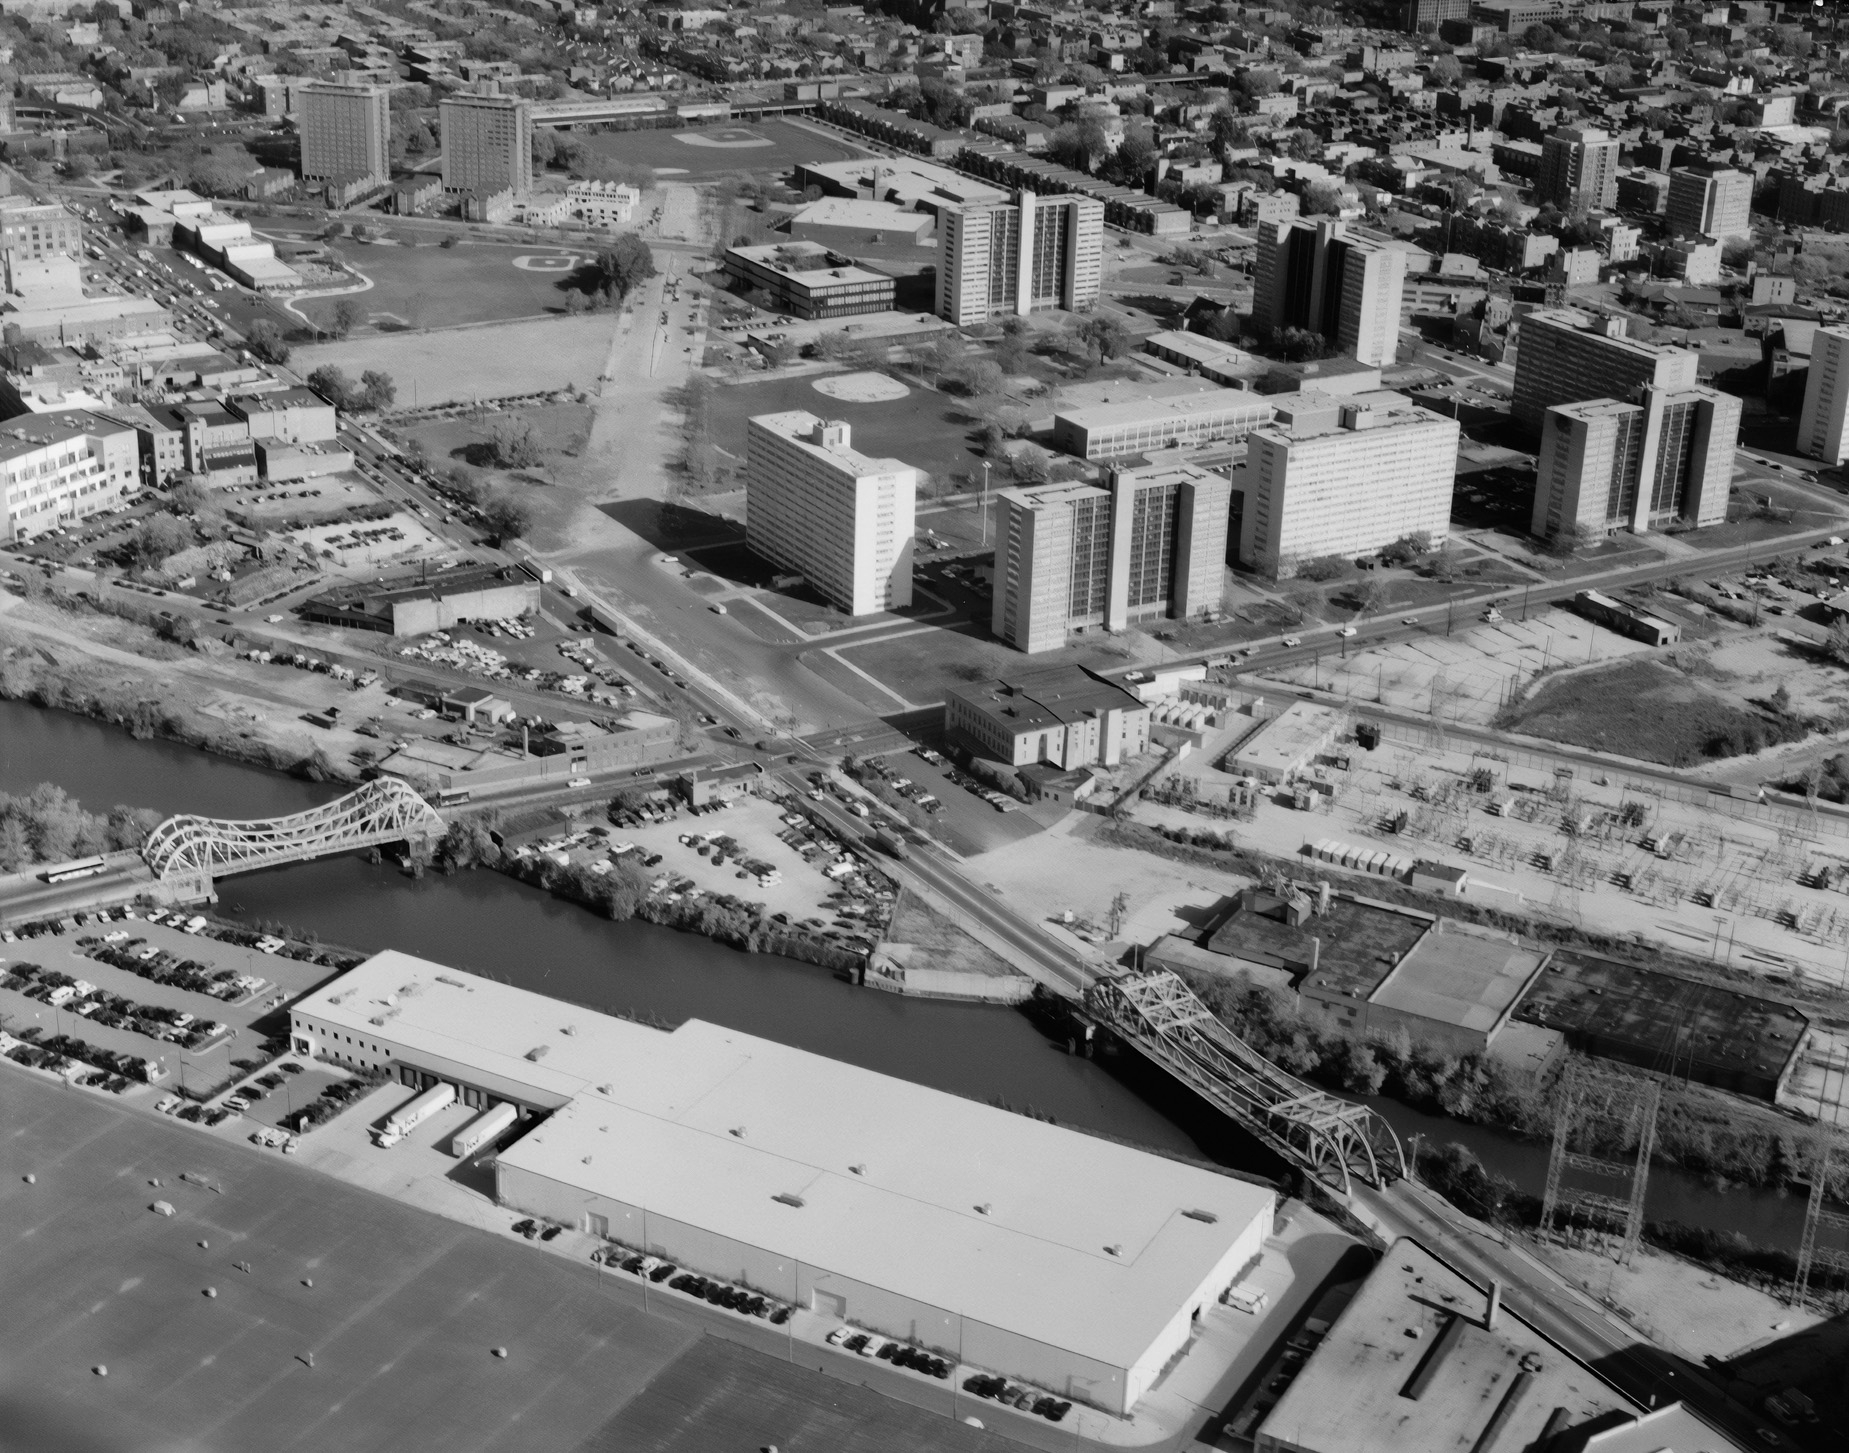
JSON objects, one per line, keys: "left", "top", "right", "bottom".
{"left": 301, "top": 563, "right": 539, "bottom": 635}
{"left": 1050, "top": 388, "right": 1276, "bottom": 461}
{"left": 946, "top": 664, "right": 1151, "bottom": 770}
{"left": 290, "top": 951, "right": 1277, "bottom": 1416}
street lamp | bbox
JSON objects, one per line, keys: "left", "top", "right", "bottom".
{"left": 980, "top": 461, "right": 992, "bottom": 549}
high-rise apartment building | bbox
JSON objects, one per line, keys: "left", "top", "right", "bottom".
{"left": 1251, "top": 219, "right": 1408, "bottom": 366}
{"left": 745, "top": 411, "right": 915, "bottom": 616}
{"left": 990, "top": 464, "right": 1231, "bottom": 653}
{"left": 0, "top": 197, "right": 81, "bottom": 261}
{"left": 1664, "top": 167, "right": 1753, "bottom": 242}
{"left": 1798, "top": 325, "right": 1849, "bottom": 464}
{"left": 1238, "top": 394, "right": 1459, "bottom": 576}
{"left": 1511, "top": 308, "right": 1699, "bottom": 433}
{"left": 937, "top": 189, "right": 1103, "bottom": 324}
{"left": 300, "top": 80, "right": 390, "bottom": 188}
{"left": 1531, "top": 386, "right": 1739, "bottom": 539}
{"left": 439, "top": 92, "right": 533, "bottom": 197}
{"left": 1536, "top": 127, "right": 1620, "bottom": 211}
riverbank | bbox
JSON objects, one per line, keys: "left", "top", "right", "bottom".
{"left": 0, "top": 607, "right": 363, "bottom": 785}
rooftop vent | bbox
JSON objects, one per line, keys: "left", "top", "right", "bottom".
{"left": 435, "top": 975, "right": 466, "bottom": 988}
{"left": 524, "top": 1045, "right": 550, "bottom": 1062}
{"left": 1181, "top": 1209, "right": 1219, "bottom": 1224}
{"left": 560, "top": 1025, "right": 576, "bottom": 1037}
{"left": 975, "top": 1203, "right": 992, "bottom": 1216}
{"left": 1104, "top": 1244, "right": 1123, "bottom": 1257}
{"left": 772, "top": 1192, "right": 805, "bottom": 1208}
{"left": 849, "top": 1163, "right": 866, "bottom": 1176}
{"left": 729, "top": 1126, "right": 747, "bottom": 1138}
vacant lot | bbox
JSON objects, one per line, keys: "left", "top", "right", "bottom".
{"left": 291, "top": 314, "right": 618, "bottom": 408}
{"left": 709, "top": 370, "right": 982, "bottom": 491}
{"left": 1497, "top": 654, "right": 1808, "bottom": 766}
{"left": 294, "top": 240, "right": 590, "bottom": 333}
{"left": 577, "top": 118, "right": 865, "bottom": 179}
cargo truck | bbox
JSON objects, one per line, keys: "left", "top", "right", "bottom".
{"left": 374, "top": 1081, "right": 455, "bottom": 1148}
{"left": 450, "top": 1101, "right": 518, "bottom": 1159}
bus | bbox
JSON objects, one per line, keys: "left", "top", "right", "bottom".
{"left": 43, "top": 856, "right": 108, "bottom": 884}
{"left": 435, "top": 788, "right": 472, "bottom": 807}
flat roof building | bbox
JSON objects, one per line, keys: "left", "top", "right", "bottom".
{"left": 991, "top": 463, "right": 1232, "bottom": 654}
{"left": 440, "top": 91, "right": 533, "bottom": 197}
{"left": 1252, "top": 219, "right": 1409, "bottom": 367}
{"left": 0, "top": 410, "right": 140, "bottom": 543}
{"left": 745, "top": 411, "right": 915, "bottom": 616}
{"left": 1798, "top": 324, "right": 1849, "bottom": 464}
{"left": 1532, "top": 386, "right": 1738, "bottom": 538}
{"left": 301, "top": 563, "right": 540, "bottom": 636}
{"left": 289, "top": 950, "right": 1275, "bottom": 1417}
{"left": 1513, "top": 309, "right": 1699, "bottom": 434}
{"left": 1537, "top": 126, "right": 1620, "bottom": 212}
{"left": 1142, "top": 330, "right": 1258, "bottom": 387}
{"left": 1255, "top": 1238, "right": 1640, "bottom": 1453}
{"left": 721, "top": 241, "right": 894, "bottom": 320}
{"left": 937, "top": 189, "right": 1104, "bottom": 325}
{"left": 300, "top": 80, "right": 390, "bottom": 189}
{"left": 1228, "top": 701, "right": 1342, "bottom": 784}
{"left": 1238, "top": 395, "right": 1459, "bottom": 578}
{"left": 1050, "top": 388, "right": 1276, "bottom": 461}
{"left": 947, "top": 664, "right": 1150, "bottom": 770}
{"left": 1665, "top": 166, "right": 1752, "bottom": 243}
{"left": 0, "top": 197, "right": 81, "bottom": 262}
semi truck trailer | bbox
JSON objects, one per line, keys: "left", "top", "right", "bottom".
{"left": 450, "top": 1101, "right": 518, "bottom": 1159}
{"left": 374, "top": 1081, "right": 455, "bottom": 1148}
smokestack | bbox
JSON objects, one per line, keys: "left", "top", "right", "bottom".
{"left": 522, "top": 725, "right": 529, "bottom": 758}
{"left": 1485, "top": 1280, "right": 1502, "bottom": 1332}
{"left": 1311, "top": 936, "right": 1321, "bottom": 974}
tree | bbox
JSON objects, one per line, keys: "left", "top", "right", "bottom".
{"left": 245, "top": 319, "right": 290, "bottom": 366}
{"left": 593, "top": 234, "right": 656, "bottom": 299}
{"left": 1543, "top": 522, "right": 1595, "bottom": 558}
{"left": 1077, "top": 314, "right": 1132, "bottom": 361}
{"left": 306, "top": 364, "right": 353, "bottom": 409}
{"left": 132, "top": 513, "right": 192, "bottom": 568}
{"left": 490, "top": 418, "right": 544, "bottom": 469}
{"left": 1283, "top": 581, "right": 1323, "bottom": 622}
{"left": 1045, "top": 118, "right": 1110, "bottom": 173}
{"left": 1427, "top": 54, "right": 1462, "bottom": 85}
{"left": 1353, "top": 575, "right": 1390, "bottom": 616}
{"left": 357, "top": 370, "right": 396, "bottom": 412}
{"left": 481, "top": 494, "right": 531, "bottom": 543}
{"left": 329, "top": 300, "right": 358, "bottom": 339}
{"left": 1107, "top": 890, "right": 1130, "bottom": 937}
{"left": 1826, "top": 619, "right": 1849, "bottom": 667}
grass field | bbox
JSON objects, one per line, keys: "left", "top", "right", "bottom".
{"left": 1497, "top": 656, "right": 1803, "bottom": 766}
{"left": 710, "top": 371, "right": 982, "bottom": 490}
{"left": 291, "top": 314, "right": 618, "bottom": 408}
{"left": 0, "top": 1073, "right": 1024, "bottom": 1453}
{"left": 577, "top": 118, "right": 864, "bottom": 179}
{"left": 294, "top": 240, "right": 591, "bottom": 333}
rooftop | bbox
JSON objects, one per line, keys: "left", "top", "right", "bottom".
{"left": 1258, "top": 1238, "right": 1640, "bottom": 1453}
{"left": 296, "top": 951, "right": 1275, "bottom": 1376}
{"left": 951, "top": 665, "right": 1147, "bottom": 735}
{"left": 725, "top": 241, "right": 892, "bottom": 287}
{"left": 1369, "top": 923, "right": 1548, "bottom": 1035}
{"left": 1229, "top": 701, "right": 1340, "bottom": 777}
{"left": 1523, "top": 306, "right": 1697, "bottom": 362}
{"left": 747, "top": 410, "right": 915, "bottom": 483}
{"left": 1055, "top": 387, "right": 1277, "bottom": 431}
{"left": 0, "top": 411, "right": 128, "bottom": 461}
{"left": 1206, "top": 892, "right": 1429, "bottom": 999}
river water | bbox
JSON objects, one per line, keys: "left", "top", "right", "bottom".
{"left": 0, "top": 699, "right": 1810, "bottom": 1251}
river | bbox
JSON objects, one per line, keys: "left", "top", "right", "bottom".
{"left": 0, "top": 698, "right": 1810, "bottom": 1251}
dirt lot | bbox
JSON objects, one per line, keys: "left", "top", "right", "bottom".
{"left": 291, "top": 314, "right": 620, "bottom": 409}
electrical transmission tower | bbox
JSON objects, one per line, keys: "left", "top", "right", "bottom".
{"left": 1541, "top": 1062, "right": 1662, "bottom": 1266}
{"left": 1793, "top": 1139, "right": 1849, "bottom": 1308}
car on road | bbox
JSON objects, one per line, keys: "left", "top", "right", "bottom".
{"left": 1401, "top": 617, "right": 1418, "bottom": 626}
{"left": 1282, "top": 635, "right": 1301, "bottom": 647}
{"left": 1338, "top": 626, "right": 1356, "bottom": 637}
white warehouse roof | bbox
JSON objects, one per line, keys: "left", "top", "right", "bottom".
{"left": 293, "top": 951, "right": 1274, "bottom": 1376}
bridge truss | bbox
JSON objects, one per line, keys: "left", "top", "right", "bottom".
{"left": 143, "top": 779, "right": 445, "bottom": 881}
{"left": 1088, "top": 970, "right": 1406, "bottom": 1196}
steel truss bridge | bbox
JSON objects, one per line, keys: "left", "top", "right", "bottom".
{"left": 143, "top": 779, "right": 444, "bottom": 882}
{"left": 1088, "top": 970, "right": 1406, "bottom": 1196}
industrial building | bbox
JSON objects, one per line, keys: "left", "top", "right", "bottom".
{"left": 1227, "top": 702, "right": 1342, "bottom": 784}
{"left": 301, "top": 564, "right": 540, "bottom": 636}
{"left": 1797, "top": 324, "right": 1849, "bottom": 464}
{"left": 990, "top": 463, "right": 1232, "bottom": 654}
{"left": 0, "top": 198, "right": 82, "bottom": 261}
{"left": 144, "top": 400, "right": 258, "bottom": 485}
{"left": 375, "top": 712, "right": 679, "bottom": 797}
{"left": 1236, "top": 394, "right": 1459, "bottom": 577}
{"left": 224, "top": 387, "right": 339, "bottom": 446}
{"left": 1569, "top": 590, "right": 1681, "bottom": 646}
{"left": 1665, "top": 166, "right": 1753, "bottom": 243}
{"left": 1255, "top": 1238, "right": 1640, "bottom": 1453}
{"left": 936, "top": 189, "right": 1104, "bottom": 324}
{"left": 1049, "top": 388, "right": 1276, "bottom": 461}
{"left": 289, "top": 951, "right": 1276, "bottom": 1417}
{"left": 946, "top": 665, "right": 1150, "bottom": 770}
{"left": 1512, "top": 309, "right": 1699, "bottom": 433}
{"left": 745, "top": 411, "right": 915, "bottom": 616}
{"left": 0, "top": 410, "right": 140, "bottom": 543}
{"left": 1252, "top": 219, "right": 1409, "bottom": 367}
{"left": 1531, "top": 386, "right": 1739, "bottom": 538}
{"left": 299, "top": 80, "right": 391, "bottom": 190}
{"left": 1536, "top": 126, "right": 1620, "bottom": 212}
{"left": 440, "top": 91, "right": 534, "bottom": 197}
{"left": 721, "top": 242, "right": 895, "bottom": 319}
